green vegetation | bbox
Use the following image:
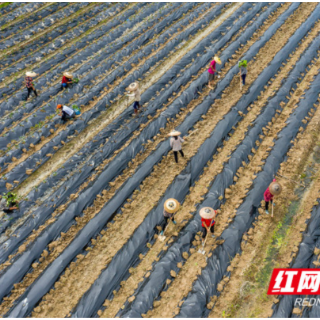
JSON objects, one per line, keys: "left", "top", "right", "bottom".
{"left": 2, "top": 191, "right": 19, "bottom": 207}
{"left": 0, "top": 2, "right": 12, "bottom": 9}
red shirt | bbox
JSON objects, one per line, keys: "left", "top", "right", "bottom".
{"left": 61, "top": 76, "right": 71, "bottom": 84}
{"left": 264, "top": 179, "right": 276, "bottom": 202}
{"left": 201, "top": 217, "right": 216, "bottom": 228}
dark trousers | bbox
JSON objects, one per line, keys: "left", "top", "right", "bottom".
{"left": 161, "top": 216, "right": 175, "bottom": 231}
{"left": 241, "top": 74, "right": 246, "bottom": 85}
{"left": 133, "top": 101, "right": 140, "bottom": 114}
{"left": 26, "top": 87, "right": 38, "bottom": 100}
{"left": 173, "top": 150, "right": 184, "bottom": 163}
{"left": 61, "top": 111, "right": 75, "bottom": 123}
{"left": 202, "top": 225, "right": 214, "bottom": 240}
{"left": 61, "top": 83, "right": 72, "bottom": 90}
{"left": 265, "top": 200, "right": 273, "bottom": 211}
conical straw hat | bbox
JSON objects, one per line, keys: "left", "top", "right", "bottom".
{"left": 168, "top": 130, "right": 181, "bottom": 137}
{"left": 214, "top": 56, "right": 221, "bottom": 65}
{"left": 269, "top": 181, "right": 282, "bottom": 196}
{"left": 63, "top": 72, "right": 73, "bottom": 79}
{"left": 199, "top": 207, "right": 216, "bottom": 219}
{"left": 128, "top": 82, "right": 139, "bottom": 91}
{"left": 164, "top": 198, "right": 180, "bottom": 213}
{"left": 26, "top": 71, "right": 37, "bottom": 77}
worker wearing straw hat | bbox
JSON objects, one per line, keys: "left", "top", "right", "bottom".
{"left": 24, "top": 71, "right": 38, "bottom": 101}
{"left": 126, "top": 82, "right": 141, "bottom": 115}
{"left": 61, "top": 72, "right": 73, "bottom": 90}
{"left": 238, "top": 59, "right": 248, "bottom": 86}
{"left": 264, "top": 179, "right": 282, "bottom": 215}
{"left": 208, "top": 56, "right": 221, "bottom": 89}
{"left": 169, "top": 130, "right": 185, "bottom": 163}
{"left": 200, "top": 207, "right": 217, "bottom": 245}
{"left": 159, "top": 198, "right": 180, "bottom": 236}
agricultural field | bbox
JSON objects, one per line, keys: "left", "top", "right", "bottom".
{"left": 1, "top": 2, "right": 320, "bottom": 318}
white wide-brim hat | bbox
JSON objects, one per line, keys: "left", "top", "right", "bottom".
{"left": 63, "top": 72, "right": 73, "bottom": 79}
{"left": 128, "top": 82, "right": 139, "bottom": 91}
{"left": 164, "top": 198, "right": 180, "bottom": 213}
{"left": 199, "top": 207, "right": 216, "bottom": 219}
{"left": 26, "top": 71, "right": 37, "bottom": 77}
{"left": 168, "top": 130, "right": 181, "bottom": 137}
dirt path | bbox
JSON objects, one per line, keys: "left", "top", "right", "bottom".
{"left": 12, "top": 3, "right": 239, "bottom": 198}
{"left": 210, "top": 100, "right": 320, "bottom": 319}
{"left": 27, "top": 4, "right": 316, "bottom": 318}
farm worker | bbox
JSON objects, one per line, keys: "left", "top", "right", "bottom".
{"left": 208, "top": 56, "right": 221, "bottom": 89}
{"left": 239, "top": 60, "right": 248, "bottom": 85}
{"left": 126, "top": 82, "right": 141, "bottom": 115}
{"left": 160, "top": 198, "right": 179, "bottom": 236}
{"left": 0, "top": 192, "right": 18, "bottom": 214}
{"left": 264, "top": 179, "right": 275, "bottom": 214}
{"left": 25, "top": 71, "right": 38, "bottom": 101}
{"left": 57, "top": 104, "right": 75, "bottom": 123}
{"left": 264, "top": 179, "right": 282, "bottom": 214}
{"left": 199, "top": 207, "right": 217, "bottom": 245}
{"left": 168, "top": 130, "right": 185, "bottom": 164}
{"left": 61, "top": 72, "right": 73, "bottom": 90}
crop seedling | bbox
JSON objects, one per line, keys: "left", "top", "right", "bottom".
{"left": 2, "top": 192, "right": 19, "bottom": 208}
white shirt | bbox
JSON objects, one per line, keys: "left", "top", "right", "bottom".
{"left": 62, "top": 105, "right": 74, "bottom": 116}
{"left": 127, "top": 89, "right": 141, "bottom": 101}
{"left": 170, "top": 136, "right": 184, "bottom": 151}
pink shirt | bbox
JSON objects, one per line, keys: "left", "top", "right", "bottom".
{"left": 208, "top": 60, "right": 216, "bottom": 74}
{"left": 264, "top": 179, "right": 276, "bottom": 202}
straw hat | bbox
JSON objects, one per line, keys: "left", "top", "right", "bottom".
{"left": 269, "top": 181, "right": 282, "bottom": 196}
{"left": 168, "top": 130, "right": 181, "bottom": 137}
{"left": 25, "top": 71, "right": 37, "bottom": 77}
{"left": 128, "top": 82, "right": 139, "bottom": 92}
{"left": 164, "top": 198, "right": 180, "bottom": 213}
{"left": 199, "top": 207, "right": 216, "bottom": 219}
{"left": 63, "top": 72, "right": 73, "bottom": 79}
{"left": 214, "top": 56, "right": 221, "bottom": 65}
